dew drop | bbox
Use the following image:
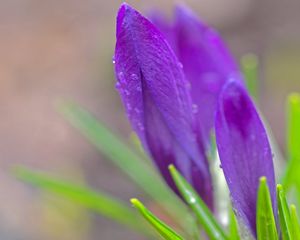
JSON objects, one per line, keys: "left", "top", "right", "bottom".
{"left": 126, "top": 103, "right": 132, "bottom": 110}
{"left": 115, "top": 82, "right": 121, "bottom": 89}
{"left": 189, "top": 197, "right": 196, "bottom": 204}
{"left": 130, "top": 73, "right": 138, "bottom": 81}
{"left": 134, "top": 107, "right": 140, "bottom": 114}
{"left": 137, "top": 122, "right": 144, "bottom": 131}
{"left": 118, "top": 71, "right": 125, "bottom": 82}
{"left": 124, "top": 89, "right": 130, "bottom": 96}
{"left": 177, "top": 62, "right": 183, "bottom": 69}
{"left": 192, "top": 104, "right": 198, "bottom": 114}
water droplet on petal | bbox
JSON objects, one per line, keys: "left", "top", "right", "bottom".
{"left": 126, "top": 103, "right": 132, "bottom": 110}
{"left": 137, "top": 122, "right": 144, "bottom": 131}
{"left": 124, "top": 89, "right": 130, "bottom": 96}
{"left": 134, "top": 107, "right": 140, "bottom": 114}
{"left": 130, "top": 73, "right": 138, "bottom": 81}
{"left": 192, "top": 104, "right": 198, "bottom": 114}
{"left": 118, "top": 71, "right": 125, "bottom": 83}
{"left": 115, "top": 82, "right": 121, "bottom": 89}
{"left": 177, "top": 62, "right": 183, "bottom": 69}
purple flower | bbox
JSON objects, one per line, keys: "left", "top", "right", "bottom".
{"left": 150, "top": 5, "right": 242, "bottom": 147}
{"left": 114, "top": 3, "right": 213, "bottom": 209}
{"left": 215, "top": 80, "right": 276, "bottom": 236}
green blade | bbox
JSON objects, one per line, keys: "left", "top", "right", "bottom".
{"left": 256, "top": 177, "right": 278, "bottom": 240}
{"left": 277, "top": 184, "right": 293, "bottom": 240}
{"left": 283, "top": 94, "right": 300, "bottom": 192}
{"left": 13, "top": 166, "right": 147, "bottom": 234}
{"left": 168, "top": 165, "right": 229, "bottom": 240}
{"left": 228, "top": 210, "right": 240, "bottom": 240}
{"left": 57, "top": 101, "right": 195, "bottom": 237}
{"left": 241, "top": 53, "right": 259, "bottom": 100}
{"left": 287, "top": 94, "right": 300, "bottom": 163}
{"left": 290, "top": 204, "right": 300, "bottom": 239}
{"left": 131, "top": 198, "right": 184, "bottom": 240}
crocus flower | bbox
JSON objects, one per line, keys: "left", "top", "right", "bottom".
{"left": 114, "top": 3, "right": 213, "bottom": 208}
{"left": 215, "top": 80, "right": 276, "bottom": 237}
{"left": 151, "top": 5, "right": 242, "bottom": 147}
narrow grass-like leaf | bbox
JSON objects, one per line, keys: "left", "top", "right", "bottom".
{"left": 131, "top": 198, "right": 184, "bottom": 240}
{"left": 283, "top": 94, "right": 300, "bottom": 191}
{"left": 57, "top": 102, "right": 187, "bottom": 207}
{"left": 287, "top": 94, "right": 300, "bottom": 164}
{"left": 256, "top": 177, "right": 278, "bottom": 240}
{"left": 57, "top": 101, "right": 194, "bottom": 237}
{"left": 169, "top": 165, "right": 228, "bottom": 240}
{"left": 229, "top": 210, "right": 240, "bottom": 240}
{"left": 277, "top": 184, "right": 293, "bottom": 240}
{"left": 241, "top": 53, "right": 258, "bottom": 100}
{"left": 13, "top": 166, "right": 147, "bottom": 234}
{"left": 290, "top": 204, "right": 300, "bottom": 239}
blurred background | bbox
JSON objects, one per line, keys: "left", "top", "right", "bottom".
{"left": 0, "top": 0, "right": 300, "bottom": 239}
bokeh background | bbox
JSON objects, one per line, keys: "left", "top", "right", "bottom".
{"left": 0, "top": 0, "right": 300, "bottom": 239}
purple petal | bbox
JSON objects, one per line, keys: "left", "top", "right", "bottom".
{"left": 215, "top": 80, "right": 276, "bottom": 236}
{"left": 148, "top": 10, "right": 177, "bottom": 53}
{"left": 151, "top": 6, "right": 242, "bottom": 146}
{"left": 114, "top": 3, "right": 213, "bottom": 208}
{"left": 174, "top": 6, "right": 242, "bottom": 146}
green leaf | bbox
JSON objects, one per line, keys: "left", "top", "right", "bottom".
{"left": 256, "top": 177, "right": 278, "bottom": 240}
{"left": 131, "top": 198, "right": 184, "bottom": 240}
{"left": 57, "top": 101, "right": 194, "bottom": 236}
{"left": 168, "top": 165, "right": 229, "bottom": 240}
{"left": 283, "top": 94, "right": 300, "bottom": 191}
{"left": 13, "top": 166, "right": 148, "bottom": 234}
{"left": 277, "top": 184, "right": 293, "bottom": 240}
{"left": 241, "top": 53, "right": 259, "bottom": 100}
{"left": 290, "top": 204, "right": 300, "bottom": 239}
{"left": 287, "top": 94, "right": 300, "bottom": 162}
{"left": 228, "top": 210, "right": 240, "bottom": 240}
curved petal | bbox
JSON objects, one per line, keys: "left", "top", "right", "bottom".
{"left": 114, "top": 3, "right": 213, "bottom": 208}
{"left": 215, "top": 80, "right": 276, "bottom": 236}
{"left": 174, "top": 6, "right": 242, "bottom": 146}
{"left": 148, "top": 10, "right": 177, "bottom": 54}
{"left": 150, "top": 5, "right": 242, "bottom": 146}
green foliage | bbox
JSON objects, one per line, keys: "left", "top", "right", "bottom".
{"left": 241, "top": 53, "right": 259, "bottom": 100}
{"left": 277, "top": 184, "right": 293, "bottom": 239}
{"left": 131, "top": 198, "right": 184, "bottom": 240}
{"left": 13, "top": 166, "right": 148, "bottom": 234}
{"left": 13, "top": 99, "right": 300, "bottom": 240}
{"left": 290, "top": 205, "right": 300, "bottom": 239}
{"left": 256, "top": 177, "right": 278, "bottom": 240}
{"left": 287, "top": 94, "right": 300, "bottom": 163}
{"left": 57, "top": 101, "right": 191, "bottom": 224}
{"left": 228, "top": 210, "right": 240, "bottom": 240}
{"left": 283, "top": 94, "right": 300, "bottom": 196}
{"left": 168, "top": 165, "right": 229, "bottom": 240}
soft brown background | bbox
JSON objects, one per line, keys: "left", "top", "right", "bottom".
{"left": 0, "top": 0, "right": 300, "bottom": 239}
